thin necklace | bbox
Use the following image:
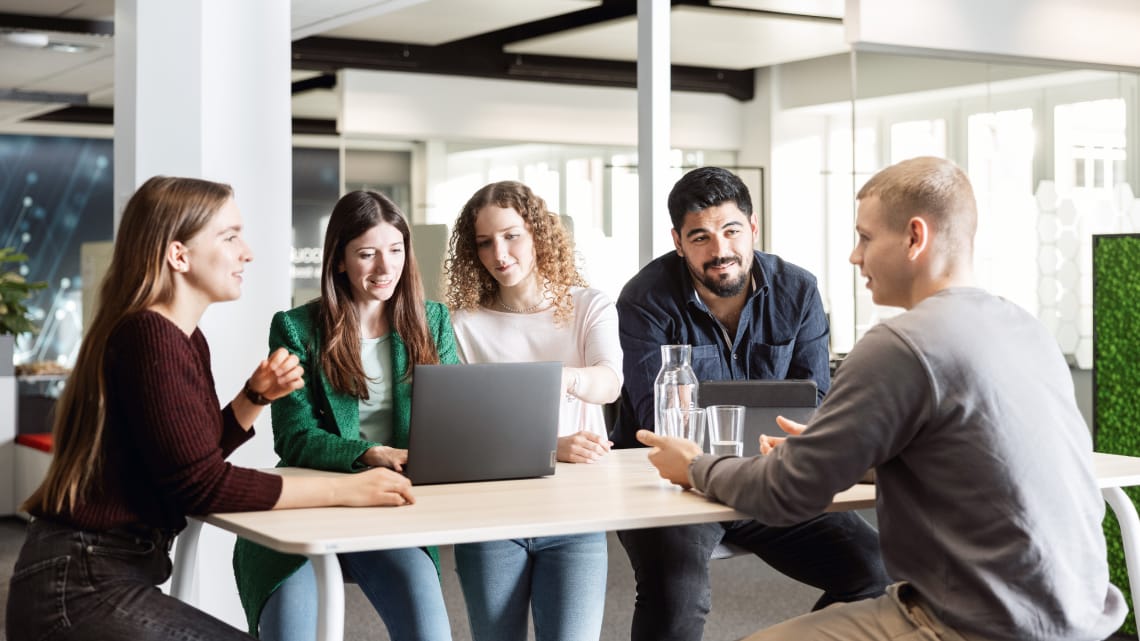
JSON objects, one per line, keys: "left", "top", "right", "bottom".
{"left": 498, "top": 294, "right": 547, "bottom": 314}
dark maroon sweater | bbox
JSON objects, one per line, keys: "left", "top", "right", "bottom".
{"left": 37, "top": 310, "right": 283, "bottom": 532}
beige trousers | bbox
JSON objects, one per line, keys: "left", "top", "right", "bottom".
{"left": 744, "top": 582, "right": 989, "bottom": 641}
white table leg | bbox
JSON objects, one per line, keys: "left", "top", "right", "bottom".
{"left": 1103, "top": 487, "right": 1140, "bottom": 641}
{"left": 170, "top": 518, "right": 203, "bottom": 603}
{"left": 309, "top": 553, "right": 345, "bottom": 641}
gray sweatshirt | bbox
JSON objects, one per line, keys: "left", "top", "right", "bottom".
{"left": 691, "top": 287, "right": 1125, "bottom": 641}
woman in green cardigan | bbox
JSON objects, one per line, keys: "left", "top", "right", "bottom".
{"left": 233, "top": 191, "right": 458, "bottom": 641}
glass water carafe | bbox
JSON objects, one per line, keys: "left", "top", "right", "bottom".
{"left": 654, "top": 344, "right": 699, "bottom": 434}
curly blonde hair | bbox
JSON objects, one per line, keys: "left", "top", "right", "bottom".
{"left": 445, "top": 181, "right": 585, "bottom": 325}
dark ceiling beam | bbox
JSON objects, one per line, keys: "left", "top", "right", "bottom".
{"left": 27, "top": 105, "right": 109, "bottom": 124}
{"left": 0, "top": 12, "right": 113, "bottom": 36}
{"left": 29, "top": 105, "right": 338, "bottom": 136}
{"left": 450, "top": 0, "right": 637, "bottom": 48}
{"left": 291, "top": 73, "right": 336, "bottom": 94}
{"left": 292, "top": 36, "right": 754, "bottom": 101}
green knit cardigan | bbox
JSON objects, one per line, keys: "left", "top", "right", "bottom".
{"left": 232, "top": 300, "right": 459, "bottom": 635}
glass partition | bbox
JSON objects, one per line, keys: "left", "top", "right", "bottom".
{"left": 771, "top": 51, "right": 1139, "bottom": 364}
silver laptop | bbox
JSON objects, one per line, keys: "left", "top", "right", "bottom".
{"left": 405, "top": 361, "right": 561, "bottom": 485}
{"left": 699, "top": 379, "right": 818, "bottom": 456}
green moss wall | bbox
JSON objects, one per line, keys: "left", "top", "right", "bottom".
{"left": 1094, "top": 233, "right": 1140, "bottom": 636}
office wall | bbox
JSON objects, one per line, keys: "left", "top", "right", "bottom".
{"left": 774, "top": 52, "right": 1069, "bottom": 111}
{"left": 847, "top": 0, "right": 1140, "bottom": 70}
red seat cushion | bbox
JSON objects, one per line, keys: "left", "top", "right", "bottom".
{"left": 16, "top": 433, "right": 53, "bottom": 453}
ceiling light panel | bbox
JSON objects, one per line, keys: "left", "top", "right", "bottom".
{"left": 710, "top": 0, "right": 844, "bottom": 20}
{"left": 0, "top": 0, "right": 114, "bottom": 19}
{"left": 0, "top": 29, "right": 111, "bottom": 108}
{"left": 0, "top": 100, "right": 71, "bottom": 126}
{"left": 20, "top": 54, "right": 112, "bottom": 95}
{"left": 505, "top": 6, "right": 848, "bottom": 70}
{"left": 318, "top": 0, "right": 601, "bottom": 46}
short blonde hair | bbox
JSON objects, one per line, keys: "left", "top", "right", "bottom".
{"left": 858, "top": 156, "right": 977, "bottom": 253}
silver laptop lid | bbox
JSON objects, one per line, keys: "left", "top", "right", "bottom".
{"left": 405, "top": 361, "right": 561, "bottom": 485}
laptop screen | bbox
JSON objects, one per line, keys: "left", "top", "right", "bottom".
{"left": 405, "top": 361, "right": 562, "bottom": 485}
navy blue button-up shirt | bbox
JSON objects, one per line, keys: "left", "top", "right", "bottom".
{"left": 612, "top": 249, "right": 830, "bottom": 448}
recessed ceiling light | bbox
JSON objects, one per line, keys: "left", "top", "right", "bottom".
{"left": 1, "top": 32, "right": 50, "bottom": 48}
{"left": 46, "top": 42, "right": 96, "bottom": 54}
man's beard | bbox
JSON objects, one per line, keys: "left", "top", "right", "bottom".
{"left": 687, "top": 255, "right": 748, "bottom": 298}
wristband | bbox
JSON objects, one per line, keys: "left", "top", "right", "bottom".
{"left": 243, "top": 379, "right": 271, "bottom": 405}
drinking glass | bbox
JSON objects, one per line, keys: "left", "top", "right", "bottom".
{"left": 706, "top": 405, "right": 745, "bottom": 456}
{"left": 665, "top": 406, "right": 706, "bottom": 451}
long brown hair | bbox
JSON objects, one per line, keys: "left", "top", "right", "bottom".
{"left": 23, "top": 176, "right": 234, "bottom": 515}
{"left": 319, "top": 190, "right": 439, "bottom": 397}
{"left": 444, "top": 181, "right": 584, "bottom": 325}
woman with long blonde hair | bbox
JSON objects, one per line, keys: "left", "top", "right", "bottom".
{"left": 444, "top": 180, "right": 622, "bottom": 641}
{"left": 7, "top": 177, "right": 415, "bottom": 641}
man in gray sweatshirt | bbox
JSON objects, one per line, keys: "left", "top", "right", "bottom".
{"left": 640, "top": 156, "right": 1126, "bottom": 641}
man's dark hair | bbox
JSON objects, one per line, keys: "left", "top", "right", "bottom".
{"left": 666, "top": 166, "right": 752, "bottom": 231}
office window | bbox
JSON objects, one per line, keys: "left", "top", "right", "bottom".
{"left": 890, "top": 119, "right": 947, "bottom": 162}
{"left": 1055, "top": 99, "right": 1126, "bottom": 199}
{"left": 967, "top": 108, "right": 1037, "bottom": 318}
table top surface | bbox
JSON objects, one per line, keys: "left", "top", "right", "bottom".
{"left": 1093, "top": 451, "right": 1140, "bottom": 488}
{"left": 205, "top": 449, "right": 1140, "bottom": 556}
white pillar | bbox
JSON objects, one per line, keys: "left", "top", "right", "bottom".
{"left": 114, "top": 0, "right": 292, "bottom": 628}
{"left": 417, "top": 139, "right": 450, "bottom": 225}
{"left": 0, "top": 336, "right": 14, "bottom": 514}
{"left": 637, "top": 0, "right": 670, "bottom": 267}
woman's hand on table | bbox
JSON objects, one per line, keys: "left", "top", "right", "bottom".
{"left": 338, "top": 467, "right": 415, "bottom": 507}
{"left": 361, "top": 445, "right": 408, "bottom": 471}
{"left": 276, "top": 467, "right": 415, "bottom": 509}
{"left": 556, "top": 431, "right": 612, "bottom": 464}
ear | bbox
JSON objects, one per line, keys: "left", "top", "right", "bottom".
{"left": 165, "top": 241, "right": 189, "bottom": 274}
{"left": 672, "top": 228, "right": 683, "bottom": 256}
{"left": 749, "top": 212, "right": 759, "bottom": 239}
{"left": 906, "top": 217, "right": 929, "bottom": 261}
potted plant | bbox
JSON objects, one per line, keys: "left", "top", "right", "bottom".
{"left": 0, "top": 247, "right": 47, "bottom": 376}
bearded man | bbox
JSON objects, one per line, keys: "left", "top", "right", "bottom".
{"left": 612, "top": 166, "right": 890, "bottom": 641}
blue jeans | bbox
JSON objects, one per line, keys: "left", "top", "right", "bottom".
{"left": 6, "top": 518, "right": 252, "bottom": 641}
{"left": 259, "top": 548, "right": 451, "bottom": 641}
{"left": 617, "top": 513, "right": 890, "bottom": 641}
{"left": 454, "top": 533, "right": 607, "bottom": 641}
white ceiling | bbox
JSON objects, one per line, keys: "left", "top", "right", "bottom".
{"left": 0, "top": 0, "right": 851, "bottom": 126}
{"left": 505, "top": 5, "right": 846, "bottom": 70}
{"left": 319, "top": 0, "right": 601, "bottom": 46}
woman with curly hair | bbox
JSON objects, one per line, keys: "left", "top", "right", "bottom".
{"left": 443, "top": 180, "right": 622, "bottom": 641}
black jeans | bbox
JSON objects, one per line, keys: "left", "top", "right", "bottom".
{"left": 6, "top": 518, "right": 253, "bottom": 641}
{"left": 617, "top": 512, "right": 890, "bottom": 641}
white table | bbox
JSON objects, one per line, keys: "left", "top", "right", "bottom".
{"left": 170, "top": 449, "right": 1140, "bottom": 641}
